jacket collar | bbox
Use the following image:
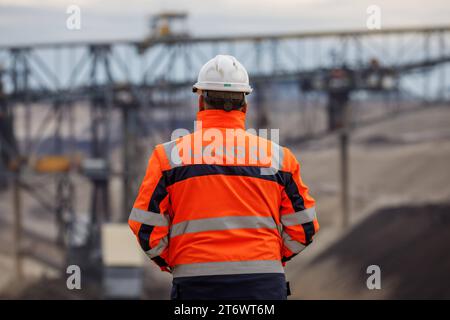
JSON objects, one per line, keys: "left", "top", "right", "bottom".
{"left": 196, "top": 110, "right": 246, "bottom": 130}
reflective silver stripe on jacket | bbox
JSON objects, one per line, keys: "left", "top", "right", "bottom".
{"left": 162, "top": 140, "right": 182, "bottom": 168}
{"left": 281, "top": 207, "right": 316, "bottom": 227}
{"left": 145, "top": 236, "right": 169, "bottom": 258}
{"left": 129, "top": 207, "right": 169, "bottom": 226}
{"left": 172, "top": 260, "right": 284, "bottom": 278}
{"left": 282, "top": 231, "right": 306, "bottom": 254}
{"left": 170, "top": 215, "right": 278, "bottom": 238}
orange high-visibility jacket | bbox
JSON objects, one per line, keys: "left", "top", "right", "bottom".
{"left": 129, "top": 110, "right": 319, "bottom": 278}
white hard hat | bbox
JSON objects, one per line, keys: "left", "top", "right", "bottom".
{"left": 193, "top": 55, "right": 253, "bottom": 94}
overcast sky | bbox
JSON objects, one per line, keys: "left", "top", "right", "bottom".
{"left": 0, "top": 0, "right": 449, "bottom": 45}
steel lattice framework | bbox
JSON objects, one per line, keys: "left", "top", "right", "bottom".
{"left": 1, "top": 25, "right": 450, "bottom": 99}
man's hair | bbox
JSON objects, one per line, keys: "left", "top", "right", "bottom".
{"left": 202, "top": 90, "right": 246, "bottom": 111}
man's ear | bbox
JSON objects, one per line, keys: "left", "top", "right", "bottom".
{"left": 198, "top": 94, "right": 205, "bottom": 111}
{"left": 242, "top": 103, "right": 247, "bottom": 113}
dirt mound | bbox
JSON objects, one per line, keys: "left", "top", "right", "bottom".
{"left": 292, "top": 203, "right": 450, "bottom": 299}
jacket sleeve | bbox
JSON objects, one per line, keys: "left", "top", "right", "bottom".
{"left": 279, "top": 148, "right": 319, "bottom": 263}
{"left": 128, "top": 146, "right": 172, "bottom": 272}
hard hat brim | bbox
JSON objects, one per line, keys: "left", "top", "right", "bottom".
{"left": 193, "top": 81, "right": 253, "bottom": 94}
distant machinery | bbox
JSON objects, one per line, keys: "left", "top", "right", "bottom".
{"left": 101, "top": 223, "right": 144, "bottom": 299}
{"left": 0, "top": 23, "right": 449, "bottom": 278}
{"left": 149, "top": 11, "right": 189, "bottom": 38}
{"left": 139, "top": 11, "right": 190, "bottom": 52}
{"left": 300, "top": 58, "right": 399, "bottom": 130}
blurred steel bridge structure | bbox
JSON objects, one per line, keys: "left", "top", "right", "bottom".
{"left": 0, "top": 25, "right": 450, "bottom": 270}
{"left": 1, "top": 25, "right": 449, "bottom": 151}
{"left": 2, "top": 25, "right": 450, "bottom": 101}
